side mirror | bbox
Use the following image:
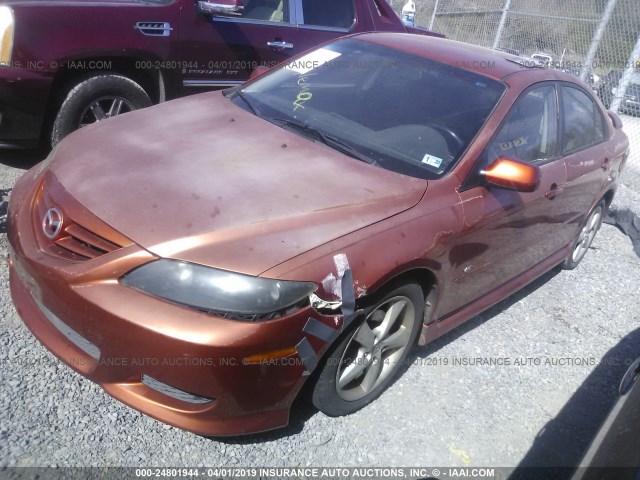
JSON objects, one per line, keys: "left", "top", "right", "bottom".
{"left": 608, "top": 111, "right": 623, "bottom": 129}
{"left": 197, "top": 0, "right": 243, "bottom": 17}
{"left": 482, "top": 156, "right": 541, "bottom": 193}
{"left": 249, "top": 65, "right": 270, "bottom": 80}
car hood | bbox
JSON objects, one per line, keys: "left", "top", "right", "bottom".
{"left": 48, "top": 92, "right": 428, "bottom": 276}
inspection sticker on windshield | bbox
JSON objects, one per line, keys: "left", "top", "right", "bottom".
{"left": 285, "top": 48, "right": 342, "bottom": 74}
{"left": 422, "top": 153, "right": 443, "bottom": 168}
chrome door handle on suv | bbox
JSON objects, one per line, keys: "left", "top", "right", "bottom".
{"left": 267, "top": 41, "right": 294, "bottom": 50}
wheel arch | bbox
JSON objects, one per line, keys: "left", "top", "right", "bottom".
{"left": 602, "top": 188, "right": 616, "bottom": 210}
{"left": 356, "top": 266, "right": 440, "bottom": 326}
{"left": 42, "top": 55, "right": 167, "bottom": 142}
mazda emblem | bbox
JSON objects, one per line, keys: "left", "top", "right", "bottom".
{"left": 42, "top": 207, "right": 63, "bottom": 239}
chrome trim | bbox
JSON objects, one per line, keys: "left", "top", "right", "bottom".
{"left": 198, "top": 1, "right": 244, "bottom": 16}
{"left": 142, "top": 375, "right": 214, "bottom": 404}
{"left": 34, "top": 298, "right": 101, "bottom": 360}
{"left": 210, "top": 16, "right": 297, "bottom": 28}
{"left": 134, "top": 22, "right": 173, "bottom": 37}
{"left": 267, "top": 40, "right": 294, "bottom": 49}
{"left": 183, "top": 80, "right": 243, "bottom": 88}
{"left": 296, "top": 23, "right": 353, "bottom": 33}
{"left": 42, "top": 207, "right": 63, "bottom": 240}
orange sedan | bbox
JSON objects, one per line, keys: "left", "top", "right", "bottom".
{"left": 8, "top": 33, "right": 629, "bottom": 436}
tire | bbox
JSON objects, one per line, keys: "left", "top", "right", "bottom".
{"left": 312, "top": 282, "right": 424, "bottom": 417}
{"left": 51, "top": 74, "right": 152, "bottom": 146}
{"left": 563, "top": 200, "right": 606, "bottom": 270}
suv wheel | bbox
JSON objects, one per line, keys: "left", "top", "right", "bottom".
{"left": 51, "top": 74, "right": 152, "bottom": 146}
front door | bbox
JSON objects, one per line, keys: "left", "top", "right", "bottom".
{"left": 440, "top": 83, "right": 572, "bottom": 316}
{"left": 179, "top": 0, "right": 299, "bottom": 94}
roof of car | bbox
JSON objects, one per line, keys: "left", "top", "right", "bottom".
{"left": 354, "top": 32, "right": 552, "bottom": 81}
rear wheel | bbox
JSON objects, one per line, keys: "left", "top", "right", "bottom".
{"left": 51, "top": 74, "right": 152, "bottom": 146}
{"left": 563, "top": 200, "right": 606, "bottom": 270}
{"left": 312, "top": 282, "right": 424, "bottom": 416}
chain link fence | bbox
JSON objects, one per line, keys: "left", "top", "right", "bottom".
{"left": 390, "top": 0, "right": 640, "bottom": 174}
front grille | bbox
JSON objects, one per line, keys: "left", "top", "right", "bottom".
{"left": 33, "top": 172, "right": 133, "bottom": 262}
{"left": 54, "top": 223, "right": 122, "bottom": 260}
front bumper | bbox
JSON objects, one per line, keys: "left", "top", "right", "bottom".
{"left": 8, "top": 168, "right": 335, "bottom": 436}
{"left": 0, "top": 68, "right": 53, "bottom": 147}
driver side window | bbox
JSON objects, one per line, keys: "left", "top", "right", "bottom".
{"left": 488, "top": 84, "right": 558, "bottom": 164}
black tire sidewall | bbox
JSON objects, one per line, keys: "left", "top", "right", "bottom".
{"left": 51, "top": 74, "right": 152, "bottom": 146}
{"left": 312, "top": 282, "right": 424, "bottom": 417}
{"left": 563, "top": 200, "right": 606, "bottom": 270}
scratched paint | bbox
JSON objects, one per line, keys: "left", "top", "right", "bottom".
{"left": 322, "top": 253, "right": 351, "bottom": 299}
{"left": 322, "top": 272, "right": 340, "bottom": 298}
{"left": 333, "top": 253, "right": 349, "bottom": 278}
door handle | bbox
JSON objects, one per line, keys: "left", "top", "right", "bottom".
{"left": 267, "top": 41, "right": 294, "bottom": 50}
{"left": 544, "top": 184, "right": 564, "bottom": 200}
{"left": 601, "top": 158, "right": 611, "bottom": 171}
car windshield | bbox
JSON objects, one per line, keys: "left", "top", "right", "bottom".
{"left": 232, "top": 39, "right": 505, "bottom": 180}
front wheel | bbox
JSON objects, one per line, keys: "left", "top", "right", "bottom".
{"left": 312, "top": 282, "right": 424, "bottom": 416}
{"left": 563, "top": 200, "right": 606, "bottom": 270}
{"left": 51, "top": 74, "right": 152, "bottom": 146}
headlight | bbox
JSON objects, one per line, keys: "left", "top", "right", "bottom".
{"left": 0, "top": 7, "right": 14, "bottom": 65}
{"left": 121, "top": 260, "right": 317, "bottom": 320}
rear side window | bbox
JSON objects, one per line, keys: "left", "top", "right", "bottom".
{"left": 301, "top": 0, "right": 355, "bottom": 29}
{"left": 561, "top": 85, "right": 606, "bottom": 154}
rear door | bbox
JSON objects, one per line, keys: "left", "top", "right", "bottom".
{"left": 291, "top": 0, "right": 372, "bottom": 54}
{"left": 559, "top": 83, "right": 611, "bottom": 234}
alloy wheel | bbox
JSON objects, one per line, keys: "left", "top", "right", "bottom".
{"left": 336, "top": 296, "right": 415, "bottom": 402}
{"left": 78, "top": 96, "right": 135, "bottom": 127}
{"left": 571, "top": 205, "right": 603, "bottom": 264}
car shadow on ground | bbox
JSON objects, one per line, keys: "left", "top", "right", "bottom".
{"left": 0, "top": 147, "right": 48, "bottom": 170}
{"left": 510, "top": 327, "right": 640, "bottom": 479}
{"left": 0, "top": 188, "right": 10, "bottom": 234}
{"left": 207, "top": 398, "right": 319, "bottom": 445}
{"left": 409, "top": 266, "right": 562, "bottom": 363}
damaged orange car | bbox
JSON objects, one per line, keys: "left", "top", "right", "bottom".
{"left": 8, "top": 33, "right": 629, "bottom": 436}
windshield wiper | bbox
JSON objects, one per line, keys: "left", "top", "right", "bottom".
{"left": 272, "top": 118, "right": 377, "bottom": 165}
{"left": 228, "top": 90, "right": 259, "bottom": 116}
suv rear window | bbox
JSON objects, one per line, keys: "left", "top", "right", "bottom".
{"left": 301, "top": 0, "right": 355, "bottom": 29}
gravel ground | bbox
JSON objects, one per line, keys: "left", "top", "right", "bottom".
{"left": 0, "top": 148, "right": 639, "bottom": 472}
